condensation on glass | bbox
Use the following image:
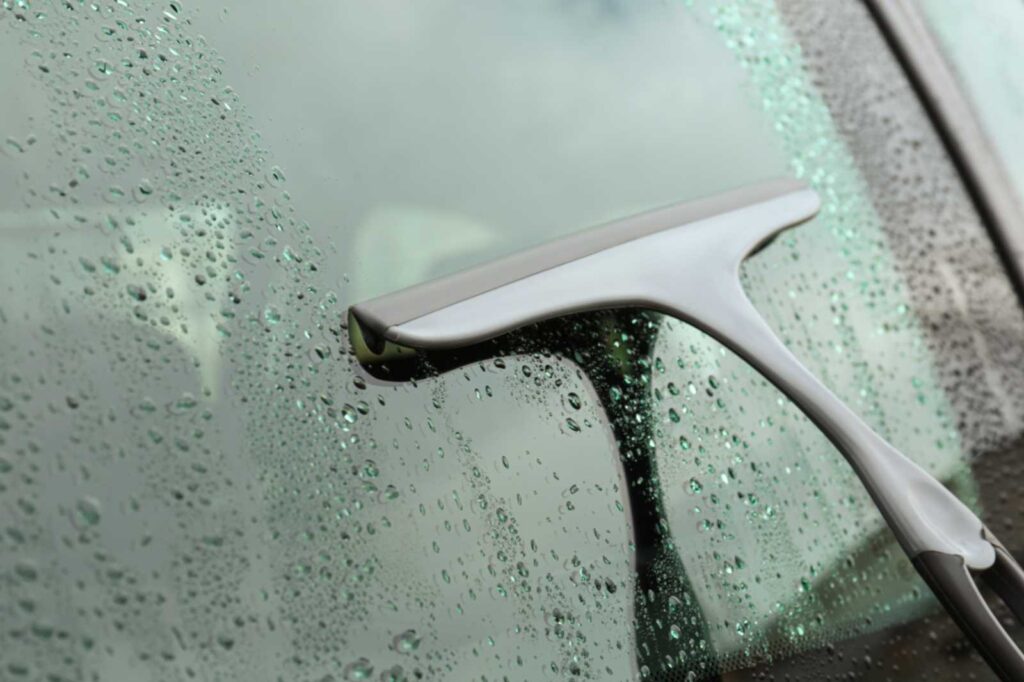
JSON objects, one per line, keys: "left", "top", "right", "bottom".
{"left": 0, "top": 1, "right": 1022, "bottom": 681}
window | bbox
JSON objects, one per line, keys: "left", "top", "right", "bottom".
{"left": 916, "top": 0, "right": 1024, "bottom": 209}
{"left": 1, "top": 1, "right": 1021, "bottom": 680}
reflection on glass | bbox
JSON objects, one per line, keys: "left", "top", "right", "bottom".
{"left": 192, "top": 0, "right": 789, "bottom": 300}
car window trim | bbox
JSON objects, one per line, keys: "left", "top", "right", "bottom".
{"left": 865, "top": 0, "right": 1024, "bottom": 302}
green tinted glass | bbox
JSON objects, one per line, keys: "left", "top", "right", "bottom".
{"left": 1, "top": 1, "right": 1020, "bottom": 680}
{"left": 190, "top": 1, "right": 788, "bottom": 302}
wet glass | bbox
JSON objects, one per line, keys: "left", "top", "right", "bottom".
{"left": 1, "top": 1, "right": 1023, "bottom": 681}
{"left": 190, "top": 2, "right": 790, "bottom": 302}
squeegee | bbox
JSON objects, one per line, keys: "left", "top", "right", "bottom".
{"left": 350, "top": 179, "right": 1024, "bottom": 680}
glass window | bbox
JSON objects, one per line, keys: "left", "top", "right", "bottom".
{"left": 735, "top": 0, "right": 1024, "bottom": 674}
{"left": 192, "top": 1, "right": 789, "bottom": 301}
{"left": 1, "top": 1, "right": 1022, "bottom": 680}
{"left": 916, "top": 0, "right": 1024, "bottom": 209}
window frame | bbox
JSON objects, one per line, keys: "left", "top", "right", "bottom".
{"left": 865, "top": 0, "right": 1024, "bottom": 301}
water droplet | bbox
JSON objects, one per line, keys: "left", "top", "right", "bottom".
{"left": 173, "top": 393, "right": 198, "bottom": 413}
{"left": 267, "top": 165, "right": 286, "bottom": 186}
{"left": 393, "top": 629, "right": 421, "bottom": 653}
{"left": 14, "top": 559, "right": 38, "bottom": 582}
{"left": 93, "top": 59, "right": 113, "bottom": 78}
{"left": 126, "top": 284, "right": 147, "bottom": 301}
{"left": 73, "top": 497, "right": 101, "bottom": 527}
{"left": 378, "top": 666, "right": 407, "bottom": 682}
{"left": 129, "top": 180, "right": 154, "bottom": 202}
{"left": 343, "top": 658, "right": 374, "bottom": 680}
